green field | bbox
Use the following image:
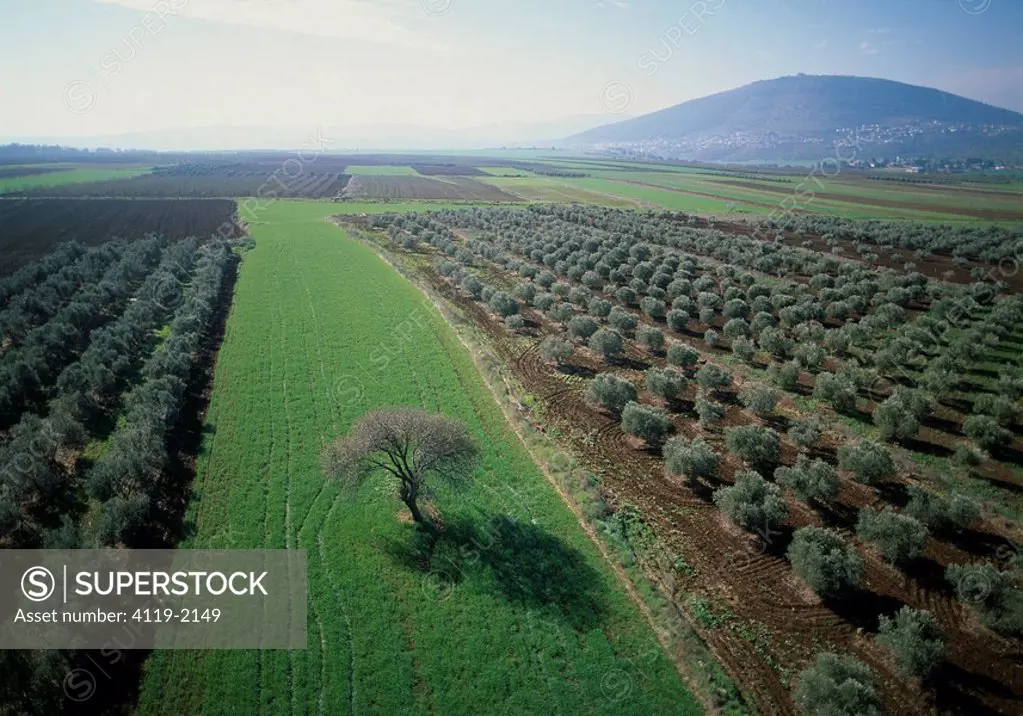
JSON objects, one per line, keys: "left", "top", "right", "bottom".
{"left": 344, "top": 165, "right": 421, "bottom": 176}
{"left": 479, "top": 175, "right": 642, "bottom": 207}
{"left": 475, "top": 166, "right": 534, "bottom": 176}
{"left": 137, "top": 200, "right": 698, "bottom": 716}
{"left": 570, "top": 177, "right": 766, "bottom": 214}
{"left": 0, "top": 166, "right": 152, "bottom": 193}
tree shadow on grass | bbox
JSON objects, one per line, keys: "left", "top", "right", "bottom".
{"left": 386, "top": 513, "right": 609, "bottom": 630}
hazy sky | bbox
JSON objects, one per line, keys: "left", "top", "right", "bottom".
{"left": 1, "top": 0, "right": 1021, "bottom": 139}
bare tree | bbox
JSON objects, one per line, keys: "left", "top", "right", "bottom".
{"left": 321, "top": 407, "right": 479, "bottom": 530}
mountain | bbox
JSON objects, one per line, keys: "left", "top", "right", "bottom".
{"left": 566, "top": 75, "right": 1023, "bottom": 163}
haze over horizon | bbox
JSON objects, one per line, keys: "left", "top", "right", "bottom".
{"left": 2, "top": 0, "right": 1022, "bottom": 149}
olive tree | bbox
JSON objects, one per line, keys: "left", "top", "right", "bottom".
{"left": 539, "top": 336, "right": 573, "bottom": 366}
{"left": 793, "top": 652, "right": 880, "bottom": 716}
{"left": 963, "top": 415, "right": 1013, "bottom": 450}
{"left": 873, "top": 394, "right": 921, "bottom": 442}
{"left": 732, "top": 335, "right": 757, "bottom": 364}
{"left": 856, "top": 507, "right": 929, "bottom": 564}
{"left": 621, "top": 401, "right": 674, "bottom": 447}
{"left": 666, "top": 309, "right": 689, "bottom": 332}
{"left": 696, "top": 363, "right": 732, "bottom": 393}
{"left": 488, "top": 291, "right": 519, "bottom": 317}
{"left": 588, "top": 298, "right": 612, "bottom": 318}
{"left": 769, "top": 360, "right": 801, "bottom": 391}
{"left": 904, "top": 486, "right": 979, "bottom": 533}
{"left": 813, "top": 372, "right": 858, "bottom": 415}
{"left": 788, "top": 417, "right": 823, "bottom": 450}
{"left": 322, "top": 407, "right": 479, "bottom": 530}
{"left": 695, "top": 391, "right": 725, "bottom": 429}
{"left": 567, "top": 315, "right": 599, "bottom": 340}
{"left": 607, "top": 308, "right": 638, "bottom": 334}
{"left": 739, "top": 383, "right": 780, "bottom": 418}
{"left": 645, "top": 367, "right": 687, "bottom": 402}
{"left": 788, "top": 526, "right": 864, "bottom": 597}
{"left": 667, "top": 343, "right": 700, "bottom": 369}
{"left": 838, "top": 439, "right": 895, "bottom": 485}
{"left": 946, "top": 563, "right": 1023, "bottom": 636}
{"left": 588, "top": 329, "right": 625, "bottom": 361}
{"left": 586, "top": 373, "right": 636, "bottom": 414}
{"left": 663, "top": 436, "right": 718, "bottom": 480}
{"left": 713, "top": 471, "right": 789, "bottom": 533}
{"left": 636, "top": 325, "right": 665, "bottom": 353}
{"left": 725, "top": 425, "right": 781, "bottom": 472}
{"left": 877, "top": 607, "right": 944, "bottom": 678}
{"left": 640, "top": 296, "right": 666, "bottom": 320}
{"left": 775, "top": 455, "right": 838, "bottom": 505}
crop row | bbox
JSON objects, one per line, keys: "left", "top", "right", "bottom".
{"left": 0, "top": 236, "right": 167, "bottom": 432}
{"left": 0, "top": 237, "right": 210, "bottom": 547}
{"left": 10, "top": 168, "right": 351, "bottom": 199}
{"left": 377, "top": 207, "right": 1019, "bottom": 444}
{"left": 0, "top": 240, "right": 127, "bottom": 345}
{"left": 0, "top": 241, "right": 86, "bottom": 307}
{"left": 85, "top": 240, "right": 233, "bottom": 547}
{"left": 361, "top": 205, "right": 1023, "bottom": 712}
{"left": 0, "top": 237, "right": 234, "bottom": 714}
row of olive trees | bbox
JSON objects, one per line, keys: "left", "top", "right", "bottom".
{"left": 0, "top": 238, "right": 208, "bottom": 549}
{"left": 388, "top": 207, "right": 1022, "bottom": 707}
{"left": 84, "top": 240, "right": 232, "bottom": 547}
{"left": 420, "top": 205, "right": 1017, "bottom": 461}
{"left": 0, "top": 239, "right": 126, "bottom": 345}
{"left": 411, "top": 206, "right": 985, "bottom": 408}
{"left": 0, "top": 238, "right": 232, "bottom": 716}
{"left": 0, "top": 235, "right": 166, "bottom": 432}
{"left": 764, "top": 212, "right": 1023, "bottom": 263}
{"left": 0, "top": 240, "right": 87, "bottom": 307}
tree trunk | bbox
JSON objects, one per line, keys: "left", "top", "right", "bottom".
{"left": 402, "top": 485, "right": 436, "bottom": 533}
{"left": 406, "top": 497, "right": 427, "bottom": 525}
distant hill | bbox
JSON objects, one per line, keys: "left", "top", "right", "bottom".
{"left": 567, "top": 75, "right": 1023, "bottom": 162}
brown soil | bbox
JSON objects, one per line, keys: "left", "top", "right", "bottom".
{"left": 411, "top": 257, "right": 1023, "bottom": 715}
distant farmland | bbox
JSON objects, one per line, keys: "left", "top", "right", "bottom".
{"left": 0, "top": 165, "right": 152, "bottom": 194}
{"left": 0, "top": 198, "right": 241, "bottom": 275}
{"left": 343, "top": 164, "right": 421, "bottom": 175}
{"left": 9, "top": 163, "right": 351, "bottom": 199}
{"left": 342, "top": 175, "right": 520, "bottom": 201}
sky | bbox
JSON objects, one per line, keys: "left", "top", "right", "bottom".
{"left": 1, "top": 0, "right": 1021, "bottom": 143}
